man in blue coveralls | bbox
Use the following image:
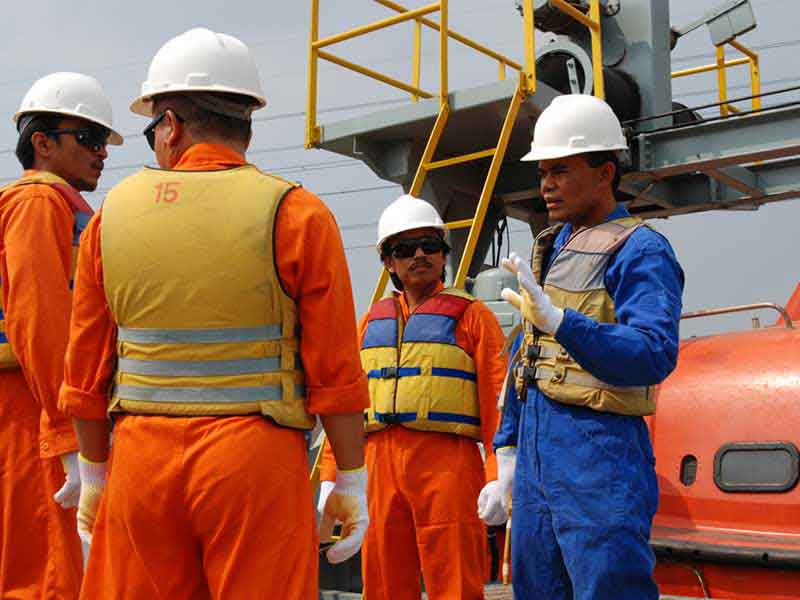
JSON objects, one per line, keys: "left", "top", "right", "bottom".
{"left": 477, "top": 94, "right": 684, "bottom": 599}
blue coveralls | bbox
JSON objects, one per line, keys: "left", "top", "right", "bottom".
{"left": 494, "top": 205, "right": 684, "bottom": 600}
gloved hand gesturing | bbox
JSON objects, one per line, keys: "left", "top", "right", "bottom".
{"left": 77, "top": 455, "right": 107, "bottom": 546}
{"left": 319, "top": 466, "right": 369, "bottom": 564}
{"left": 53, "top": 451, "right": 81, "bottom": 509}
{"left": 501, "top": 252, "right": 564, "bottom": 335}
{"left": 477, "top": 446, "right": 517, "bottom": 526}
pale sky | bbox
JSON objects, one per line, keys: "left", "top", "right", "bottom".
{"left": 1, "top": 0, "right": 797, "bottom": 337}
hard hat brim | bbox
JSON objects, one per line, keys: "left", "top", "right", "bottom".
{"left": 376, "top": 223, "right": 447, "bottom": 254}
{"left": 130, "top": 86, "right": 267, "bottom": 117}
{"left": 521, "top": 143, "right": 628, "bottom": 162}
{"left": 13, "top": 107, "right": 124, "bottom": 145}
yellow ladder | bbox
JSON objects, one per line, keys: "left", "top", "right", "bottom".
{"left": 369, "top": 74, "right": 529, "bottom": 304}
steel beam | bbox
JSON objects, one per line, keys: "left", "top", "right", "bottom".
{"left": 636, "top": 106, "right": 800, "bottom": 176}
{"left": 704, "top": 165, "right": 762, "bottom": 198}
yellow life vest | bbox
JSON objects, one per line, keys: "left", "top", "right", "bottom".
{"left": 361, "top": 288, "right": 481, "bottom": 440}
{"left": 515, "top": 217, "right": 655, "bottom": 416}
{"left": 101, "top": 165, "right": 313, "bottom": 429}
{"left": 0, "top": 172, "right": 93, "bottom": 370}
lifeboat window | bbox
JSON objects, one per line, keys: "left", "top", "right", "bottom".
{"left": 680, "top": 455, "right": 697, "bottom": 486}
{"left": 714, "top": 442, "right": 800, "bottom": 493}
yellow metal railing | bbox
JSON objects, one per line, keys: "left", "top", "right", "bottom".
{"left": 306, "top": 0, "right": 534, "bottom": 148}
{"left": 548, "top": 0, "right": 605, "bottom": 99}
{"left": 671, "top": 37, "right": 761, "bottom": 117}
{"left": 307, "top": 1, "right": 539, "bottom": 308}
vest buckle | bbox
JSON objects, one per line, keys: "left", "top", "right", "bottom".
{"left": 551, "top": 367, "right": 566, "bottom": 384}
{"left": 556, "top": 347, "right": 571, "bottom": 362}
{"left": 522, "top": 366, "right": 537, "bottom": 383}
{"left": 379, "top": 366, "right": 398, "bottom": 379}
{"left": 380, "top": 412, "right": 401, "bottom": 425}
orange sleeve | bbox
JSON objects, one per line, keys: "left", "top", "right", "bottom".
{"left": 455, "top": 300, "right": 507, "bottom": 482}
{"left": 319, "top": 439, "right": 337, "bottom": 482}
{"left": 1, "top": 187, "right": 78, "bottom": 457}
{"left": 58, "top": 210, "right": 118, "bottom": 421}
{"left": 319, "top": 314, "right": 369, "bottom": 481}
{"left": 274, "top": 188, "right": 369, "bottom": 416}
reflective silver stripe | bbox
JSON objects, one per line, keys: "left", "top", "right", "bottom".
{"left": 117, "top": 325, "right": 283, "bottom": 344}
{"left": 118, "top": 357, "right": 281, "bottom": 377}
{"left": 113, "top": 384, "right": 305, "bottom": 403}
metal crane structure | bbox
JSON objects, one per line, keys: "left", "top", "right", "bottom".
{"left": 307, "top": 1, "right": 800, "bottom": 597}
{"left": 306, "top": 0, "right": 799, "bottom": 297}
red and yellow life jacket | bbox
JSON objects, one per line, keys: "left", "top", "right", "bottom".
{"left": 360, "top": 287, "right": 481, "bottom": 439}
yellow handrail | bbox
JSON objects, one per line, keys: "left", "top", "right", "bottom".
{"left": 318, "top": 50, "right": 433, "bottom": 98}
{"left": 312, "top": 3, "right": 440, "bottom": 49}
{"left": 425, "top": 148, "right": 496, "bottom": 170}
{"left": 729, "top": 39, "right": 761, "bottom": 111}
{"left": 306, "top": 0, "right": 321, "bottom": 147}
{"left": 412, "top": 20, "right": 422, "bottom": 102}
{"left": 306, "top": 0, "right": 528, "bottom": 150}
{"left": 521, "top": 0, "right": 536, "bottom": 94}
{"left": 444, "top": 218, "right": 474, "bottom": 230}
{"left": 671, "top": 37, "right": 761, "bottom": 116}
{"left": 373, "top": 0, "right": 523, "bottom": 70}
{"left": 548, "top": 0, "right": 605, "bottom": 99}
{"left": 671, "top": 57, "right": 749, "bottom": 78}
{"left": 310, "top": 1, "right": 540, "bottom": 307}
{"left": 454, "top": 75, "right": 524, "bottom": 287}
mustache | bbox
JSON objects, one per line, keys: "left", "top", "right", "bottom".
{"left": 409, "top": 258, "right": 433, "bottom": 270}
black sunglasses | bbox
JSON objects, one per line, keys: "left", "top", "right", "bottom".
{"left": 143, "top": 109, "right": 184, "bottom": 151}
{"left": 43, "top": 126, "right": 109, "bottom": 153}
{"left": 389, "top": 236, "right": 448, "bottom": 259}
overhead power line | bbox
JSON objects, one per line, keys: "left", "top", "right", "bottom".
{"left": 0, "top": 96, "right": 410, "bottom": 158}
{"left": 672, "top": 37, "right": 800, "bottom": 66}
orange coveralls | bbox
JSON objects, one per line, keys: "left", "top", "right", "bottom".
{"left": 321, "top": 281, "right": 506, "bottom": 600}
{"left": 0, "top": 172, "right": 84, "bottom": 599}
{"left": 59, "top": 144, "right": 369, "bottom": 599}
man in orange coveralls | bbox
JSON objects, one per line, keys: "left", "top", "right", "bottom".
{"left": 58, "top": 28, "right": 369, "bottom": 599}
{"left": 319, "top": 194, "right": 506, "bottom": 600}
{"left": 0, "top": 71, "right": 121, "bottom": 599}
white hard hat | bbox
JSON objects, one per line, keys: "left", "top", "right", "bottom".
{"left": 14, "top": 72, "right": 123, "bottom": 145}
{"left": 521, "top": 94, "right": 627, "bottom": 162}
{"left": 131, "top": 27, "right": 266, "bottom": 117}
{"left": 377, "top": 194, "right": 446, "bottom": 253}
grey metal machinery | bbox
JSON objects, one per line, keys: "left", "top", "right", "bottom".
{"left": 471, "top": 267, "right": 521, "bottom": 335}
{"left": 311, "top": 0, "right": 800, "bottom": 280}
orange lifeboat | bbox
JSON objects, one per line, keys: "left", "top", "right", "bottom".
{"left": 650, "top": 294, "right": 800, "bottom": 599}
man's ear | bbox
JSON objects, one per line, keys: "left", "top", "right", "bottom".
{"left": 30, "top": 131, "right": 55, "bottom": 160}
{"left": 599, "top": 160, "right": 616, "bottom": 187}
{"left": 383, "top": 256, "right": 395, "bottom": 274}
{"left": 164, "top": 110, "right": 184, "bottom": 149}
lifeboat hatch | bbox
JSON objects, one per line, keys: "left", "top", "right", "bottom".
{"left": 714, "top": 442, "right": 800, "bottom": 493}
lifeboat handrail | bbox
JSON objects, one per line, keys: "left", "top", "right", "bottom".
{"left": 681, "top": 302, "right": 794, "bottom": 329}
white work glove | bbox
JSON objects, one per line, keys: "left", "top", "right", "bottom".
{"left": 477, "top": 446, "right": 517, "bottom": 526}
{"left": 319, "top": 466, "right": 369, "bottom": 564}
{"left": 77, "top": 455, "right": 107, "bottom": 546}
{"left": 53, "top": 451, "right": 81, "bottom": 509}
{"left": 501, "top": 252, "right": 564, "bottom": 335}
{"left": 317, "top": 480, "right": 336, "bottom": 515}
